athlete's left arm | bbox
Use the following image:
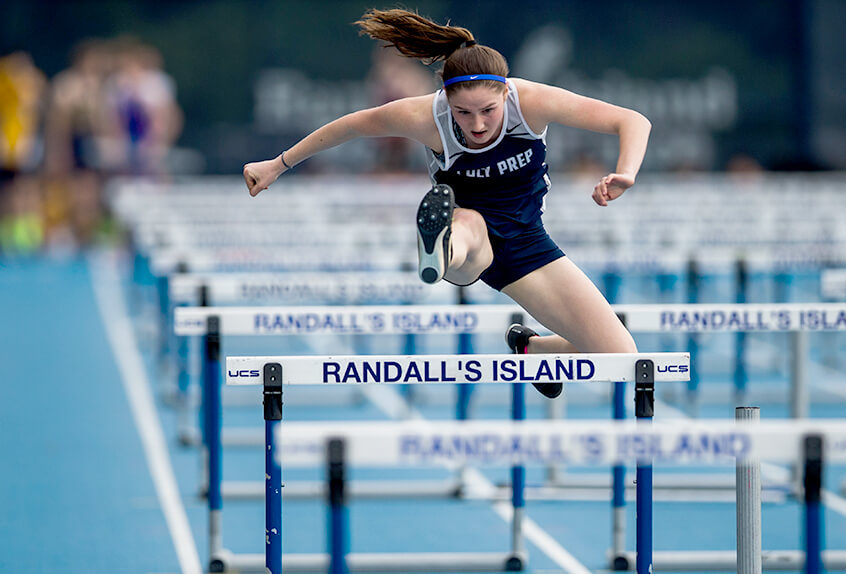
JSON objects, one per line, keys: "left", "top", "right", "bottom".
{"left": 513, "top": 78, "right": 651, "bottom": 206}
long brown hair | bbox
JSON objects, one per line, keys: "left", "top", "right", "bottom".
{"left": 355, "top": 8, "right": 509, "bottom": 94}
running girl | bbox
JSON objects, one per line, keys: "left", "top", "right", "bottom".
{"left": 243, "top": 9, "right": 651, "bottom": 398}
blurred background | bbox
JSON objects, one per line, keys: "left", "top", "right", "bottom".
{"left": 2, "top": 0, "right": 846, "bottom": 256}
{"left": 3, "top": 3, "right": 846, "bottom": 573}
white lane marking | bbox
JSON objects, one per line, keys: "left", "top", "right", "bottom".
{"left": 361, "top": 385, "right": 592, "bottom": 574}
{"left": 90, "top": 252, "right": 202, "bottom": 574}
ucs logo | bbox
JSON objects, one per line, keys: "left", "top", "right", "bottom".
{"left": 657, "top": 365, "right": 689, "bottom": 373}
{"left": 229, "top": 369, "right": 261, "bottom": 377}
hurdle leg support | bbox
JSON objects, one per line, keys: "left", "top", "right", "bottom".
{"left": 634, "top": 360, "right": 654, "bottom": 574}
{"left": 613, "top": 550, "right": 846, "bottom": 571}
{"left": 265, "top": 363, "right": 284, "bottom": 574}
{"left": 222, "top": 552, "right": 527, "bottom": 572}
{"left": 204, "top": 315, "right": 224, "bottom": 566}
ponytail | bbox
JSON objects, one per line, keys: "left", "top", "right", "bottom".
{"left": 356, "top": 8, "right": 473, "bottom": 63}
{"left": 356, "top": 8, "right": 509, "bottom": 93}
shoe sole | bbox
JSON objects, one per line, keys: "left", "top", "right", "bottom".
{"left": 417, "top": 185, "right": 454, "bottom": 284}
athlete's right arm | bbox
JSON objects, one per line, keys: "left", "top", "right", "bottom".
{"left": 243, "top": 94, "right": 436, "bottom": 197}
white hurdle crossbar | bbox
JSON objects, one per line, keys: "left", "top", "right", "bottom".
{"left": 225, "top": 353, "right": 690, "bottom": 386}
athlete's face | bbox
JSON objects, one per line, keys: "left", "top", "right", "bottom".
{"left": 447, "top": 86, "right": 507, "bottom": 148}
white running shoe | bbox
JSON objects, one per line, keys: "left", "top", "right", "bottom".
{"left": 416, "top": 184, "right": 455, "bottom": 284}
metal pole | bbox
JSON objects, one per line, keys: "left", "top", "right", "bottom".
{"left": 455, "top": 291, "right": 474, "bottom": 496}
{"left": 156, "top": 273, "right": 170, "bottom": 370}
{"left": 686, "top": 258, "right": 700, "bottom": 415}
{"left": 791, "top": 330, "right": 811, "bottom": 489}
{"left": 791, "top": 331, "right": 809, "bottom": 420}
{"left": 612, "top": 381, "right": 627, "bottom": 565}
{"left": 205, "top": 315, "right": 223, "bottom": 565}
{"left": 734, "top": 259, "right": 749, "bottom": 406}
{"left": 198, "top": 285, "right": 210, "bottom": 490}
{"left": 736, "top": 407, "right": 762, "bottom": 574}
{"left": 511, "top": 380, "right": 526, "bottom": 558}
{"left": 657, "top": 272, "right": 679, "bottom": 403}
{"left": 328, "top": 438, "right": 349, "bottom": 574}
{"left": 401, "top": 332, "right": 417, "bottom": 407}
{"left": 175, "top": 273, "right": 196, "bottom": 446}
{"left": 456, "top": 286, "right": 474, "bottom": 423}
{"left": 173, "top": 261, "right": 189, "bottom": 405}
{"left": 612, "top": 313, "right": 628, "bottom": 566}
{"left": 264, "top": 363, "right": 284, "bottom": 574}
{"left": 545, "top": 390, "right": 564, "bottom": 484}
{"left": 803, "top": 435, "right": 824, "bottom": 574}
{"left": 509, "top": 310, "right": 526, "bottom": 559}
{"left": 635, "top": 360, "right": 654, "bottom": 574}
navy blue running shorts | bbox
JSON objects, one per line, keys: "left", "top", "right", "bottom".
{"left": 448, "top": 226, "right": 564, "bottom": 291}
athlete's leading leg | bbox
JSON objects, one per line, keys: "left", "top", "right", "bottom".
{"left": 444, "top": 207, "right": 493, "bottom": 285}
{"left": 417, "top": 184, "right": 492, "bottom": 285}
{"left": 502, "top": 256, "right": 637, "bottom": 354}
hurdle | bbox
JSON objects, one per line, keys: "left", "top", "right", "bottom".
{"left": 216, "top": 352, "right": 689, "bottom": 574}
{"left": 145, "top": 238, "right": 846, "bottom": 387}
{"left": 177, "top": 302, "right": 846, "bottom": 568}
{"left": 167, "top": 272, "right": 458, "bottom": 414}
{"left": 179, "top": 301, "right": 846, "bottom": 450}
{"left": 180, "top": 304, "right": 542, "bottom": 500}
{"left": 276, "top": 416, "right": 846, "bottom": 574}
{"left": 148, "top": 248, "right": 419, "bottom": 377}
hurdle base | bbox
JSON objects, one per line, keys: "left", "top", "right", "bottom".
{"left": 612, "top": 549, "right": 846, "bottom": 571}
{"left": 544, "top": 471, "right": 792, "bottom": 492}
{"left": 501, "top": 485, "right": 787, "bottom": 503}
{"left": 220, "top": 551, "right": 526, "bottom": 572}
{"left": 215, "top": 477, "right": 789, "bottom": 503}
{"left": 220, "top": 478, "right": 465, "bottom": 500}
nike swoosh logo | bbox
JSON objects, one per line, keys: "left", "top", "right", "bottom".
{"left": 506, "top": 124, "right": 522, "bottom": 133}
{"left": 469, "top": 75, "right": 479, "bottom": 80}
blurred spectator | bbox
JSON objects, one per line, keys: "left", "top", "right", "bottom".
{"left": 365, "top": 46, "right": 434, "bottom": 173}
{"left": 106, "top": 38, "right": 183, "bottom": 177}
{"left": 40, "top": 37, "right": 183, "bottom": 253}
{"left": 44, "top": 39, "right": 114, "bottom": 248}
{"left": 0, "top": 51, "right": 46, "bottom": 255}
{"left": 725, "top": 152, "right": 765, "bottom": 182}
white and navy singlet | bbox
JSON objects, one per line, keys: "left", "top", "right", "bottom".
{"left": 425, "top": 79, "right": 564, "bottom": 290}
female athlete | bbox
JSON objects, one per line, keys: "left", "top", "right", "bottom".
{"left": 243, "top": 9, "right": 652, "bottom": 398}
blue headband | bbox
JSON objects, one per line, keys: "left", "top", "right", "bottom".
{"left": 443, "top": 74, "right": 507, "bottom": 87}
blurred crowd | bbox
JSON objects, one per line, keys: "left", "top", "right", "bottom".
{"left": 0, "top": 37, "right": 182, "bottom": 256}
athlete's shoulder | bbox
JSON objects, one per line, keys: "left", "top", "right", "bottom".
{"left": 374, "top": 93, "right": 435, "bottom": 127}
{"left": 508, "top": 78, "right": 549, "bottom": 105}
{"left": 383, "top": 93, "right": 437, "bottom": 114}
{"left": 507, "top": 78, "right": 552, "bottom": 134}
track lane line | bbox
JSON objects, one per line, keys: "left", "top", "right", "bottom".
{"left": 90, "top": 252, "right": 202, "bottom": 574}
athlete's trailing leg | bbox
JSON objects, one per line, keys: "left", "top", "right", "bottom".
{"left": 502, "top": 256, "right": 636, "bottom": 355}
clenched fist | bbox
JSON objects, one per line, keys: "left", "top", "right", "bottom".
{"left": 243, "top": 155, "right": 287, "bottom": 197}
